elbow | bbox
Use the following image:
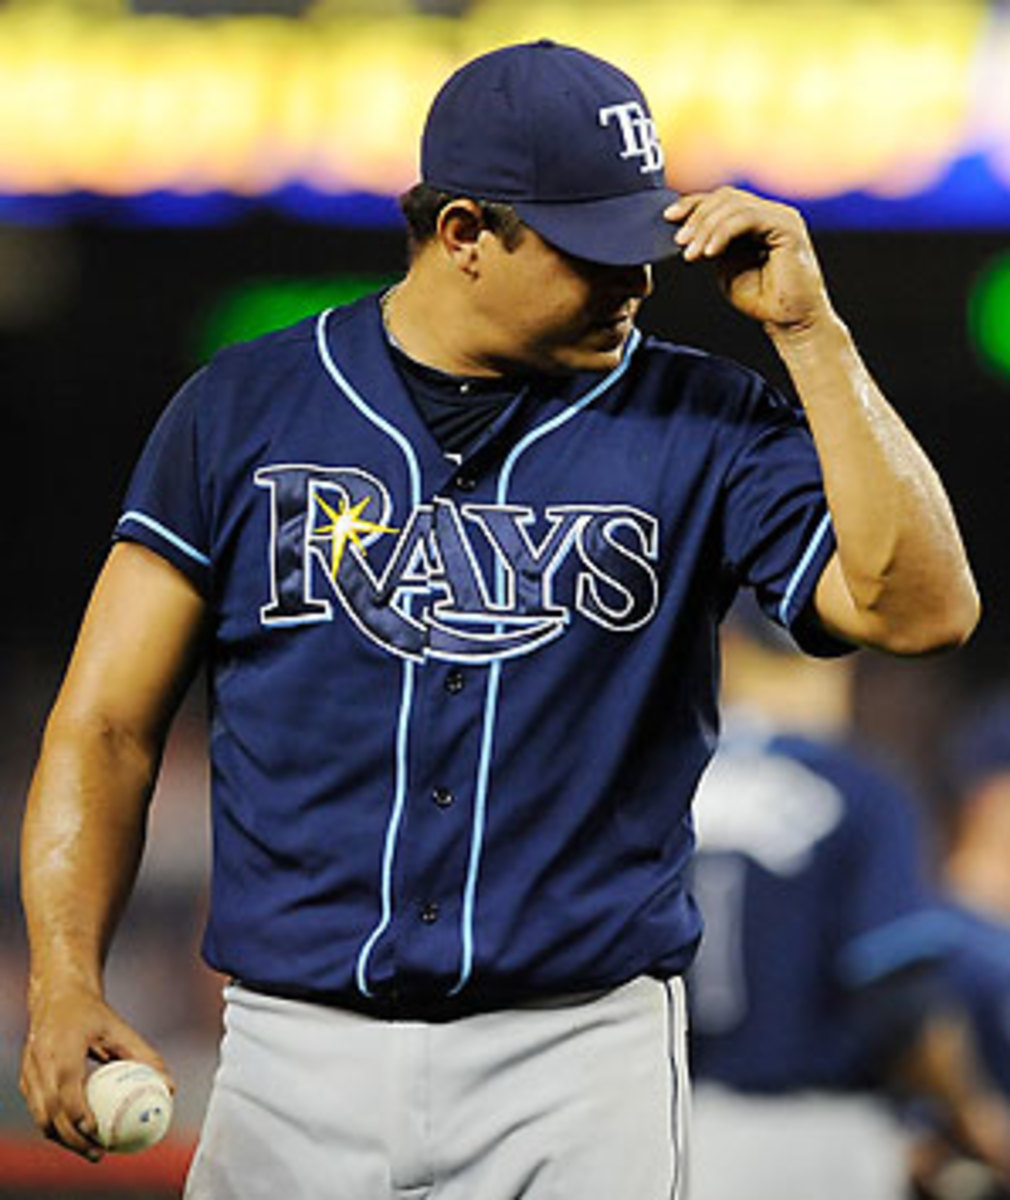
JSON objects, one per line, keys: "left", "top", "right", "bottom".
{"left": 944, "top": 580, "right": 983, "bottom": 648}
{"left": 875, "top": 578, "right": 982, "bottom": 657}
{"left": 42, "top": 707, "right": 161, "bottom": 783}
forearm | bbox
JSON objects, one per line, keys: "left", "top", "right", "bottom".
{"left": 896, "top": 1013, "right": 1010, "bottom": 1177}
{"left": 19, "top": 545, "right": 204, "bottom": 1156}
{"left": 668, "top": 187, "right": 978, "bottom": 653}
{"left": 22, "top": 714, "right": 158, "bottom": 999}
{"left": 770, "top": 312, "right": 980, "bottom": 652}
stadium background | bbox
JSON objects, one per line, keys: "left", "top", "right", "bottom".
{"left": 1, "top": 1, "right": 1008, "bottom": 1194}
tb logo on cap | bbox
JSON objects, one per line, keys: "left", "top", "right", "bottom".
{"left": 598, "top": 101, "right": 664, "bottom": 173}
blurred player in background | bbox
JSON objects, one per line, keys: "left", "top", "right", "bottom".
{"left": 688, "top": 610, "right": 1010, "bottom": 1200}
{"left": 911, "top": 697, "right": 1010, "bottom": 1200}
{"left": 19, "top": 39, "right": 979, "bottom": 1200}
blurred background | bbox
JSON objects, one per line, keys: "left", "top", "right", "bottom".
{"left": 1, "top": 0, "right": 1009, "bottom": 1194}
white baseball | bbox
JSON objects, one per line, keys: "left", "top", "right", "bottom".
{"left": 85, "top": 1060, "right": 173, "bottom": 1154}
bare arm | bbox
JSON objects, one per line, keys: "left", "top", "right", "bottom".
{"left": 897, "top": 1011, "right": 1010, "bottom": 1187}
{"left": 667, "top": 188, "right": 980, "bottom": 655}
{"left": 20, "top": 542, "right": 207, "bottom": 1159}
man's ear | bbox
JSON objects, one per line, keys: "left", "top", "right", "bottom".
{"left": 436, "top": 199, "right": 487, "bottom": 276}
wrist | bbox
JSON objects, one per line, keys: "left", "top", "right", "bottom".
{"left": 764, "top": 304, "right": 846, "bottom": 350}
{"left": 28, "top": 960, "right": 104, "bottom": 1005}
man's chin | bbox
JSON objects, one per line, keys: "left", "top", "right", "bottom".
{"left": 555, "top": 337, "right": 628, "bottom": 374}
{"left": 492, "top": 330, "right": 629, "bottom": 376}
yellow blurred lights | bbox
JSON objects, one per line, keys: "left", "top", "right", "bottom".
{"left": 0, "top": 3, "right": 998, "bottom": 199}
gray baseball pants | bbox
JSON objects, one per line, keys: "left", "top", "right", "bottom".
{"left": 184, "top": 975, "right": 689, "bottom": 1200}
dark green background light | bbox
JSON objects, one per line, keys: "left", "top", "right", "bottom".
{"left": 198, "top": 274, "right": 397, "bottom": 359}
{"left": 967, "top": 252, "right": 1010, "bottom": 381}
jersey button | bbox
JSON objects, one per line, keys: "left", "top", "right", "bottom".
{"left": 432, "top": 786, "right": 454, "bottom": 808}
{"left": 444, "top": 669, "right": 465, "bottom": 695}
{"left": 420, "top": 901, "right": 440, "bottom": 924}
{"left": 455, "top": 475, "right": 477, "bottom": 492}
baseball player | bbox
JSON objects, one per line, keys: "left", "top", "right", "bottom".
{"left": 688, "top": 613, "right": 1010, "bottom": 1200}
{"left": 20, "top": 40, "right": 978, "bottom": 1200}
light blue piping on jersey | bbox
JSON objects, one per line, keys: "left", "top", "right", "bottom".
{"left": 315, "top": 310, "right": 424, "bottom": 492}
{"left": 837, "top": 909, "right": 955, "bottom": 987}
{"left": 450, "top": 327, "right": 643, "bottom": 995}
{"left": 314, "top": 309, "right": 423, "bottom": 999}
{"left": 354, "top": 624, "right": 417, "bottom": 996}
{"left": 777, "top": 510, "right": 832, "bottom": 628}
{"left": 118, "top": 510, "right": 211, "bottom": 566}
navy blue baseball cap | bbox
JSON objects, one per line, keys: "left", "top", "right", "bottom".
{"left": 420, "top": 40, "right": 680, "bottom": 267}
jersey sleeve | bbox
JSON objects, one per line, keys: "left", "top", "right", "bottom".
{"left": 113, "top": 369, "right": 212, "bottom": 593}
{"left": 721, "top": 382, "right": 848, "bottom": 657}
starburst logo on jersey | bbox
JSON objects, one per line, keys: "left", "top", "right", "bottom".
{"left": 312, "top": 492, "right": 398, "bottom": 581}
{"left": 254, "top": 464, "right": 659, "bottom": 663}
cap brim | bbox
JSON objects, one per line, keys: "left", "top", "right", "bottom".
{"left": 513, "top": 187, "right": 681, "bottom": 267}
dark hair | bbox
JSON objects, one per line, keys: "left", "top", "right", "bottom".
{"left": 398, "top": 183, "right": 526, "bottom": 255}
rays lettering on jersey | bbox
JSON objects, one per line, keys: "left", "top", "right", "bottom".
{"left": 255, "top": 464, "right": 659, "bottom": 663}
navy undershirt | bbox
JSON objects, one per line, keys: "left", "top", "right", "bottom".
{"left": 387, "top": 341, "right": 528, "bottom": 457}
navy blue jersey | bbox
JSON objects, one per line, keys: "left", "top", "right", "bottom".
{"left": 688, "top": 718, "right": 945, "bottom": 1089}
{"left": 114, "top": 294, "right": 841, "bottom": 1012}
